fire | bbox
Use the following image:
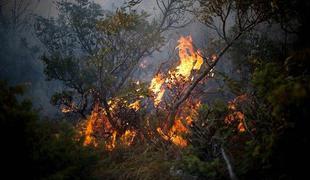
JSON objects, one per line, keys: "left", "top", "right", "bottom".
{"left": 83, "top": 115, "right": 96, "bottom": 146}
{"left": 149, "top": 73, "right": 166, "bottom": 106}
{"left": 83, "top": 105, "right": 99, "bottom": 146}
{"left": 156, "top": 100, "right": 201, "bottom": 147}
{"left": 106, "top": 131, "right": 117, "bottom": 151}
{"left": 82, "top": 103, "right": 114, "bottom": 147}
{"left": 154, "top": 89, "right": 165, "bottom": 107}
{"left": 120, "top": 130, "right": 136, "bottom": 146}
{"left": 76, "top": 34, "right": 252, "bottom": 152}
{"left": 169, "top": 119, "right": 189, "bottom": 147}
{"left": 80, "top": 99, "right": 139, "bottom": 151}
{"left": 238, "top": 123, "right": 246, "bottom": 132}
{"left": 149, "top": 36, "right": 203, "bottom": 107}
{"left": 61, "top": 106, "right": 72, "bottom": 113}
{"left": 80, "top": 35, "right": 205, "bottom": 150}
{"left": 224, "top": 111, "right": 246, "bottom": 133}
{"left": 175, "top": 36, "right": 203, "bottom": 79}
{"left": 149, "top": 74, "right": 165, "bottom": 94}
{"left": 128, "top": 100, "right": 140, "bottom": 111}
{"left": 156, "top": 119, "right": 190, "bottom": 147}
{"left": 225, "top": 94, "right": 248, "bottom": 133}
{"left": 148, "top": 36, "right": 203, "bottom": 146}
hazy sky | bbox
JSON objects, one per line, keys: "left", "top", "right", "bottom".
{"left": 34, "top": 0, "right": 158, "bottom": 17}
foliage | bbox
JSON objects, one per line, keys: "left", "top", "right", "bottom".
{"left": 2, "top": 0, "right": 310, "bottom": 179}
{"left": 178, "top": 1, "right": 310, "bottom": 177}
{"left": 0, "top": 81, "right": 99, "bottom": 179}
{"left": 180, "top": 150, "right": 225, "bottom": 179}
{"left": 94, "top": 144, "right": 178, "bottom": 180}
{"left": 36, "top": 0, "right": 166, "bottom": 119}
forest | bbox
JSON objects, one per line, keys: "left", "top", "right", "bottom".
{"left": 1, "top": 0, "right": 310, "bottom": 179}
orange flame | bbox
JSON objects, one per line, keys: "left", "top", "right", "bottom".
{"left": 175, "top": 36, "right": 203, "bottom": 79}
{"left": 149, "top": 36, "right": 203, "bottom": 107}
{"left": 83, "top": 114, "right": 97, "bottom": 146}
{"left": 225, "top": 95, "right": 248, "bottom": 133}
{"left": 156, "top": 119, "right": 189, "bottom": 147}
{"left": 80, "top": 99, "right": 139, "bottom": 151}
{"left": 120, "top": 130, "right": 136, "bottom": 146}
{"left": 81, "top": 35, "right": 205, "bottom": 151}
{"left": 156, "top": 100, "right": 201, "bottom": 147}
{"left": 106, "top": 131, "right": 117, "bottom": 151}
{"left": 128, "top": 100, "right": 141, "bottom": 111}
{"left": 148, "top": 36, "right": 203, "bottom": 147}
{"left": 149, "top": 73, "right": 166, "bottom": 106}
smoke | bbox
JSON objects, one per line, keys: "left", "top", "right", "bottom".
{"left": 0, "top": 0, "right": 229, "bottom": 117}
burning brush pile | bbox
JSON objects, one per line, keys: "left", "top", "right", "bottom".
{"left": 75, "top": 36, "right": 245, "bottom": 151}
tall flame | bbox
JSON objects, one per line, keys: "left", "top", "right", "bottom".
{"left": 83, "top": 114, "right": 96, "bottom": 146}
{"left": 149, "top": 73, "right": 166, "bottom": 106}
{"left": 106, "top": 131, "right": 117, "bottom": 151}
{"left": 83, "top": 103, "right": 102, "bottom": 146}
{"left": 148, "top": 36, "right": 203, "bottom": 147}
{"left": 175, "top": 36, "right": 203, "bottom": 79}
{"left": 149, "top": 36, "right": 203, "bottom": 107}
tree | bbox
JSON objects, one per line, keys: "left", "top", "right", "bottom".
{"left": 36, "top": 0, "right": 190, "bottom": 136}
{"left": 0, "top": 80, "right": 99, "bottom": 179}
{"left": 166, "top": 0, "right": 271, "bottom": 128}
{"left": 178, "top": 1, "right": 310, "bottom": 179}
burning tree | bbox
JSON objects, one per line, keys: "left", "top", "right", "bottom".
{"left": 146, "top": 0, "right": 271, "bottom": 149}
{"left": 166, "top": 0, "right": 270, "bottom": 126}
{"left": 36, "top": 0, "right": 273, "bottom": 153}
{"left": 36, "top": 0, "right": 193, "bottom": 149}
{"left": 148, "top": 35, "right": 205, "bottom": 147}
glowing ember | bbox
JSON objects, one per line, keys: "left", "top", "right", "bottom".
{"left": 156, "top": 128, "right": 169, "bottom": 141}
{"left": 61, "top": 106, "right": 72, "bottom": 113}
{"left": 228, "top": 102, "right": 236, "bottom": 110}
{"left": 238, "top": 122, "right": 246, "bottom": 132}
